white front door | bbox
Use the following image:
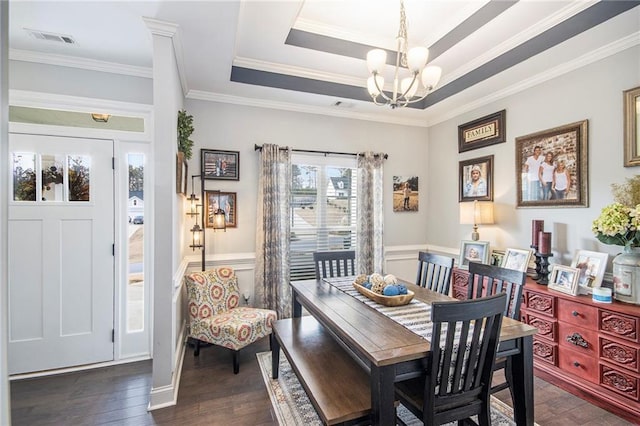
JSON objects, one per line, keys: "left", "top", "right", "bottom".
{"left": 8, "top": 133, "right": 114, "bottom": 374}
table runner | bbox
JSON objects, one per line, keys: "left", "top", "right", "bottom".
{"left": 323, "top": 276, "right": 437, "bottom": 341}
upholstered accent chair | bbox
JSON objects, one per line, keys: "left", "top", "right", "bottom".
{"left": 185, "top": 267, "right": 277, "bottom": 374}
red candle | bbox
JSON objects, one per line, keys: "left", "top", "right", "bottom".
{"left": 539, "top": 232, "right": 552, "bottom": 254}
{"left": 532, "top": 220, "right": 544, "bottom": 246}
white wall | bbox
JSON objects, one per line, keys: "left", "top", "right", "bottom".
{"left": 427, "top": 45, "right": 640, "bottom": 269}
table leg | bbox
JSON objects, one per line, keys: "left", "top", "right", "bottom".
{"left": 293, "top": 291, "right": 302, "bottom": 318}
{"left": 271, "top": 333, "right": 280, "bottom": 379}
{"left": 370, "top": 364, "right": 396, "bottom": 426}
{"left": 510, "top": 335, "right": 534, "bottom": 426}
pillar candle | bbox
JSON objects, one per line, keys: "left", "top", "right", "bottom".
{"left": 539, "top": 231, "right": 552, "bottom": 254}
{"left": 532, "top": 220, "right": 544, "bottom": 246}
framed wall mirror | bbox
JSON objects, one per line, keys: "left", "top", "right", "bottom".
{"left": 624, "top": 86, "right": 640, "bottom": 167}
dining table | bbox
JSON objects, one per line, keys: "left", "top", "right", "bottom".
{"left": 290, "top": 276, "right": 538, "bottom": 426}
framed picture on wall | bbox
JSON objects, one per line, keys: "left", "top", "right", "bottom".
{"left": 624, "top": 86, "right": 640, "bottom": 167}
{"left": 393, "top": 176, "right": 418, "bottom": 212}
{"left": 515, "top": 120, "right": 588, "bottom": 208}
{"left": 458, "top": 110, "right": 506, "bottom": 153}
{"left": 205, "top": 191, "right": 237, "bottom": 228}
{"left": 459, "top": 155, "right": 493, "bottom": 202}
{"left": 202, "top": 149, "right": 240, "bottom": 181}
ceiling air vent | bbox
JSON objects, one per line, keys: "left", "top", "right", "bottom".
{"left": 25, "top": 28, "right": 76, "bottom": 44}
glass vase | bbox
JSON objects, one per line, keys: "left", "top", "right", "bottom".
{"left": 612, "top": 245, "right": 640, "bottom": 305}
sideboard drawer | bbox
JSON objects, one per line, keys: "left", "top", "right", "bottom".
{"left": 559, "top": 347, "right": 598, "bottom": 383}
{"left": 600, "top": 337, "right": 640, "bottom": 374}
{"left": 558, "top": 299, "right": 597, "bottom": 328}
{"left": 525, "top": 291, "right": 555, "bottom": 316}
{"left": 533, "top": 337, "right": 557, "bottom": 365}
{"left": 599, "top": 309, "right": 640, "bottom": 344}
{"left": 558, "top": 322, "right": 597, "bottom": 356}
{"left": 601, "top": 364, "right": 640, "bottom": 402}
{"left": 524, "top": 313, "right": 556, "bottom": 342}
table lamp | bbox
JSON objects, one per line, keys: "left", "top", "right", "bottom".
{"left": 460, "top": 200, "right": 494, "bottom": 241}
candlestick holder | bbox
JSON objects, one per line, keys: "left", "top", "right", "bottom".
{"left": 530, "top": 245, "right": 541, "bottom": 279}
{"left": 535, "top": 252, "right": 554, "bottom": 285}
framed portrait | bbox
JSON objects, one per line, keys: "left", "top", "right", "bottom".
{"left": 201, "top": 149, "right": 240, "bottom": 181}
{"left": 570, "top": 250, "right": 609, "bottom": 292}
{"left": 490, "top": 249, "right": 505, "bottom": 266}
{"left": 501, "top": 248, "right": 533, "bottom": 272}
{"left": 458, "top": 110, "right": 506, "bottom": 153}
{"left": 516, "top": 120, "right": 588, "bottom": 208}
{"left": 205, "top": 191, "right": 237, "bottom": 228}
{"left": 459, "top": 155, "right": 493, "bottom": 202}
{"left": 176, "top": 153, "right": 187, "bottom": 195}
{"left": 548, "top": 265, "right": 580, "bottom": 296}
{"left": 393, "top": 176, "right": 418, "bottom": 212}
{"left": 458, "top": 240, "right": 490, "bottom": 270}
{"left": 624, "top": 86, "right": 640, "bottom": 167}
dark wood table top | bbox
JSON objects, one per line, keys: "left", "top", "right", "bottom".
{"left": 291, "top": 278, "right": 538, "bottom": 368}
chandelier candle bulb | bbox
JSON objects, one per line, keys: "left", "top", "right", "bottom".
{"left": 539, "top": 232, "right": 551, "bottom": 254}
{"left": 532, "top": 220, "right": 544, "bottom": 246}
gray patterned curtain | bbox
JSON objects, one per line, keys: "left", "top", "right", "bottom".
{"left": 254, "top": 144, "right": 292, "bottom": 319}
{"left": 357, "top": 152, "right": 385, "bottom": 275}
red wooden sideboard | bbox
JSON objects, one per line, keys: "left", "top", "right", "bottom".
{"left": 452, "top": 267, "right": 640, "bottom": 423}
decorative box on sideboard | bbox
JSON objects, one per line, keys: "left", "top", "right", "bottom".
{"left": 451, "top": 267, "right": 640, "bottom": 423}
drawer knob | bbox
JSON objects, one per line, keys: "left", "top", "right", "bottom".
{"left": 572, "top": 310, "right": 579, "bottom": 317}
{"left": 573, "top": 361, "right": 580, "bottom": 367}
{"left": 566, "top": 332, "right": 588, "bottom": 348}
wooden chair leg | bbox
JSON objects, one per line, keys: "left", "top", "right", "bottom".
{"left": 233, "top": 350, "right": 240, "bottom": 374}
{"left": 194, "top": 339, "right": 200, "bottom": 356}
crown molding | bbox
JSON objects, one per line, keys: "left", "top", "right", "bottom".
{"left": 9, "top": 48, "right": 152, "bottom": 78}
{"left": 186, "top": 89, "right": 428, "bottom": 128}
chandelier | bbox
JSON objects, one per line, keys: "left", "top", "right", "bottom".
{"left": 366, "top": 0, "right": 442, "bottom": 109}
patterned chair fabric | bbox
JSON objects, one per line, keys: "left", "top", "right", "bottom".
{"left": 185, "top": 267, "right": 276, "bottom": 361}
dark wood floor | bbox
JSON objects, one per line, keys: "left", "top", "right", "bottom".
{"left": 10, "top": 337, "right": 634, "bottom": 425}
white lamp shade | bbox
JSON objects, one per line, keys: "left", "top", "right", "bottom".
{"left": 406, "top": 46, "right": 429, "bottom": 72}
{"left": 367, "top": 75, "right": 384, "bottom": 96}
{"left": 366, "top": 49, "right": 387, "bottom": 73}
{"left": 400, "top": 77, "right": 418, "bottom": 99}
{"left": 460, "top": 201, "right": 494, "bottom": 225}
{"left": 421, "top": 65, "right": 442, "bottom": 89}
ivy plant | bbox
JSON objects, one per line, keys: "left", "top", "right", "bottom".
{"left": 177, "top": 109, "right": 194, "bottom": 160}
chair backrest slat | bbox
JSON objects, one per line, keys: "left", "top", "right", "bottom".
{"left": 416, "top": 251, "right": 455, "bottom": 295}
{"left": 313, "top": 250, "right": 356, "bottom": 280}
{"left": 467, "top": 262, "right": 526, "bottom": 319}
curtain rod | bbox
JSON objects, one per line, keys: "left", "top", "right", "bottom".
{"left": 254, "top": 144, "right": 388, "bottom": 159}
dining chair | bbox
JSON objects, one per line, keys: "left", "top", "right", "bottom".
{"left": 313, "top": 250, "right": 356, "bottom": 280}
{"left": 184, "top": 267, "right": 277, "bottom": 374}
{"left": 395, "top": 293, "right": 507, "bottom": 426}
{"left": 466, "top": 262, "right": 527, "bottom": 398}
{"left": 415, "top": 251, "right": 455, "bottom": 295}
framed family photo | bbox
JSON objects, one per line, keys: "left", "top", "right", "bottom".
{"left": 202, "top": 149, "right": 240, "bottom": 181}
{"left": 459, "top": 155, "right": 493, "bottom": 202}
{"left": 549, "top": 265, "right": 580, "bottom": 296}
{"left": 204, "top": 191, "right": 237, "bottom": 228}
{"left": 501, "top": 248, "right": 533, "bottom": 273}
{"left": 570, "top": 250, "right": 608, "bottom": 292}
{"left": 458, "top": 110, "right": 506, "bottom": 153}
{"left": 516, "top": 120, "right": 588, "bottom": 208}
{"left": 458, "top": 240, "right": 490, "bottom": 269}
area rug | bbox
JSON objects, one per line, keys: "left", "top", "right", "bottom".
{"left": 257, "top": 351, "right": 534, "bottom": 426}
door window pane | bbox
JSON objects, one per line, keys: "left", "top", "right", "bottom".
{"left": 41, "top": 154, "right": 65, "bottom": 202}
{"left": 68, "top": 155, "right": 91, "bottom": 202}
{"left": 12, "top": 153, "right": 36, "bottom": 201}
{"left": 127, "top": 154, "right": 144, "bottom": 332}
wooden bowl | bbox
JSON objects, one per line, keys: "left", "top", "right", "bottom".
{"left": 353, "top": 282, "right": 414, "bottom": 307}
